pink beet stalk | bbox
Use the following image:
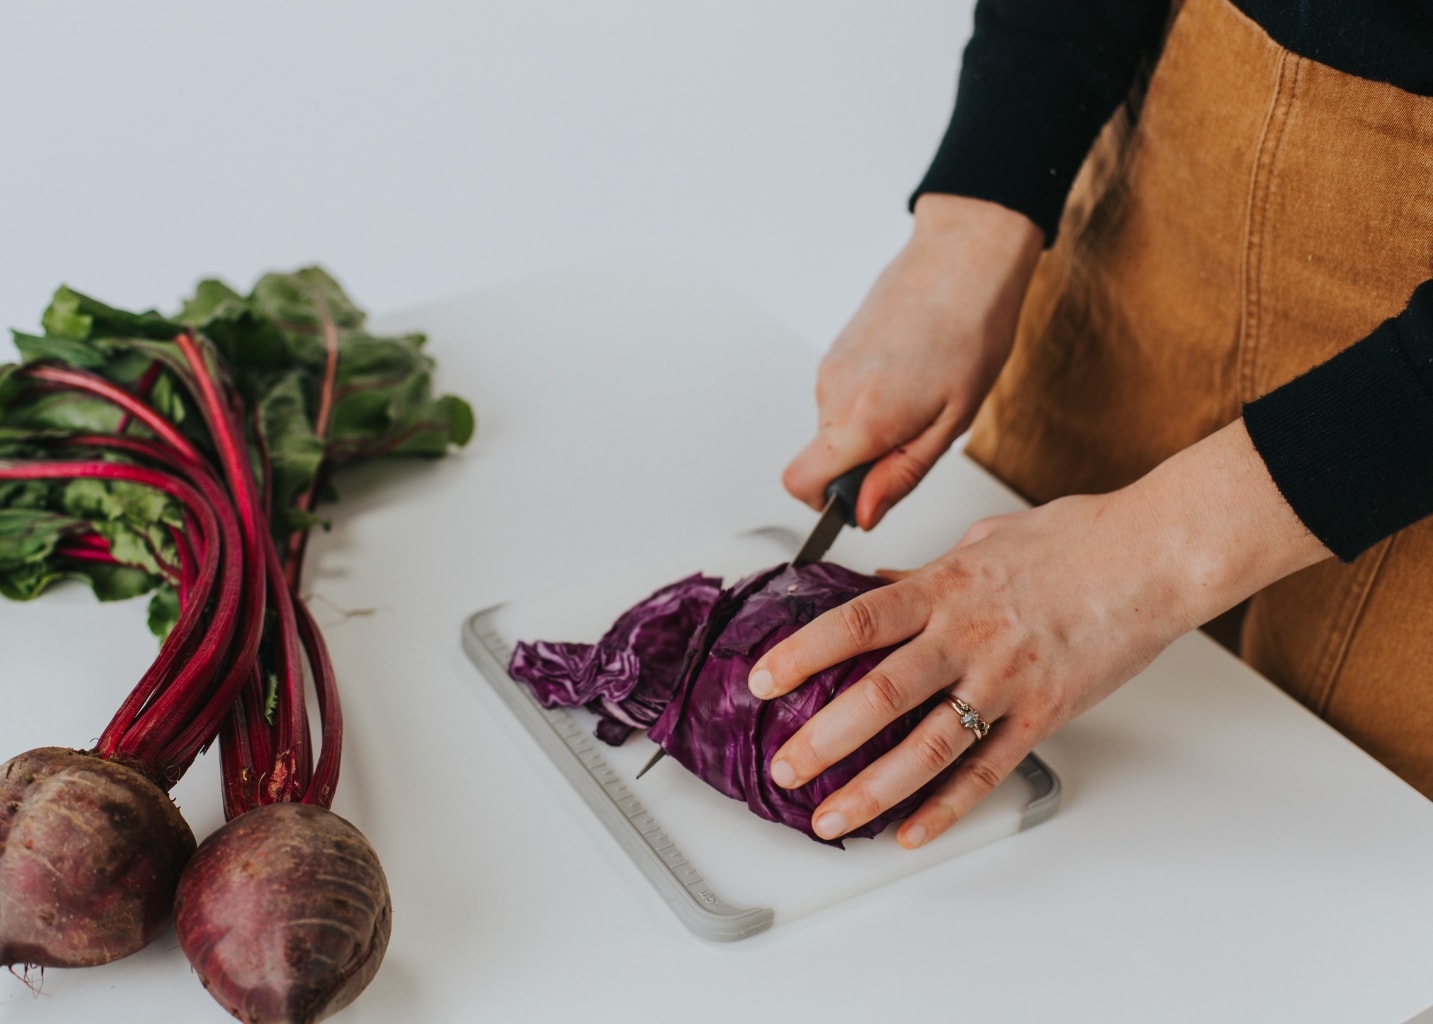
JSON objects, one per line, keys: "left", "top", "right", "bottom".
{"left": 174, "top": 323, "right": 391, "bottom": 1024}
{"left": 0, "top": 348, "right": 265, "bottom": 969}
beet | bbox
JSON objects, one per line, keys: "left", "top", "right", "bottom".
{"left": 0, "top": 277, "right": 449, "bottom": 1013}
{"left": 174, "top": 803, "right": 392, "bottom": 1024}
{"left": 0, "top": 747, "right": 196, "bottom": 968}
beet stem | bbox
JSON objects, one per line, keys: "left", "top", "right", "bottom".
{"left": 22, "top": 364, "right": 202, "bottom": 463}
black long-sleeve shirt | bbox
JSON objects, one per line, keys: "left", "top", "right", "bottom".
{"left": 914, "top": 0, "right": 1433, "bottom": 561}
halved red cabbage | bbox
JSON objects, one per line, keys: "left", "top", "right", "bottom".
{"left": 510, "top": 562, "right": 944, "bottom": 846}
{"left": 509, "top": 573, "right": 722, "bottom": 744}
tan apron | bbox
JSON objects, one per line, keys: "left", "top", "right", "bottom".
{"left": 964, "top": 0, "right": 1433, "bottom": 795}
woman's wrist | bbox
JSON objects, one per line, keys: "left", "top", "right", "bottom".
{"left": 1121, "top": 419, "right": 1332, "bottom": 634}
{"left": 894, "top": 193, "right": 1044, "bottom": 380}
{"left": 911, "top": 193, "right": 1044, "bottom": 269}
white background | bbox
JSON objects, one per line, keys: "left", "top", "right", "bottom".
{"left": 0, "top": 0, "right": 975, "bottom": 351}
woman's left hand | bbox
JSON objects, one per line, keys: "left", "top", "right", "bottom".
{"left": 747, "top": 421, "right": 1331, "bottom": 847}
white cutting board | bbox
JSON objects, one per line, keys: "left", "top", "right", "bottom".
{"left": 459, "top": 528, "right": 1059, "bottom": 940}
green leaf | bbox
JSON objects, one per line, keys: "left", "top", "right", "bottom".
{"left": 432, "top": 394, "right": 477, "bottom": 448}
{"left": 62, "top": 477, "right": 183, "bottom": 532}
{"left": 178, "top": 278, "right": 245, "bottom": 323}
{"left": 329, "top": 388, "right": 394, "bottom": 439}
{"left": 0, "top": 478, "right": 60, "bottom": 510}
{"left": 91, "top": 521, "right": 173, "bottom": 578}
{"left": 263, "top": 672, "right": 280, "bottom": 725}
{"left": 0, "top": 389, "right": 124, "bottom": 434}
{"left": 3, "top": 336, "right": 199, "bottom": 445}
{"left": 0, "top": 561, "right": 69, "bottom": 601}
{"left": 76, "top": 561, "right": 159, "bottom": 601}
{"left": 146, "top": 585, "right": 180, "bottom": 639}
{"left": 273, "top": 507, "right": 329, "bottom": 536}
{"left": 41, "top": 286, "right": 95, "bottom": 339}
{"left": 12, "top": 331, "right": 114, "bottom": 369}
{"left": 256, "top": 371, "right": 325, "bottom": 540}
{"left": 147, "top": 369, "right": 189, "bottom": 427}
{"left": 42, "top": 285, "right": 179, "bottom": 341}
{"left": 0, "top": 508, "right": 86, "bottom": 571}
{"left": 250, "top": 267, "right": 366, "bottom": 333}
{"left": 183, "top": 290, "right": 292, "bottom": 387}
{"left": 329, "top": 332, "right": 428, "bottom": 384}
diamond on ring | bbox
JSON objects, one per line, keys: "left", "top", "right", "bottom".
{"left": 944, "top": 694, "right": 990, "bottom": 741}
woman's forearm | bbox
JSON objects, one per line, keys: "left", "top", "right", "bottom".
{"left": 1123, "top": 418, "right": 1332, "bottom": 633}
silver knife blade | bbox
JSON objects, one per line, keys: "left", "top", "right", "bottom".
{"left": 792, "top": 460, "right": 873, "bottom": 566}
{"left": 792, "top": 493, "right": 848, "bottom": 566}
{"left": 636, "top": 460, "right": 874, "bottom": 781}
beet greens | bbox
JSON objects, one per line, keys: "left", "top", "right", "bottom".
{"left": 0, "top": 268, "right": 470, "bottom": 1018}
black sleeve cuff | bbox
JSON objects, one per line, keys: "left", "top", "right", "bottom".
{"left": 1243, "top": 280, "right": 1433, "bottom": 562}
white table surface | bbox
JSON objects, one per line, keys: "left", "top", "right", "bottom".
{"left": 3, "top": 255, "right": 1433, "bottom": 1024}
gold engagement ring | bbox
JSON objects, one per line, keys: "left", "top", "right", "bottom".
{"left": 944, "top": 693, "right": 990, "bottom": 741}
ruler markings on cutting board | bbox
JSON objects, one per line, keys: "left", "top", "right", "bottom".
{"left": 464, "top": 617, "right": 770, "bottom": 938}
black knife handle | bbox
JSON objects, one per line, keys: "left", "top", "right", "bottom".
{"left": 825, "top": 461, "right": 874, "bottom": 527}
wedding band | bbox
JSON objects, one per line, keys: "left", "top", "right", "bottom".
{"left": 944, "top": 693, "right": 990, "bottom": 741}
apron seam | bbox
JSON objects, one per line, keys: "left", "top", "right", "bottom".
{"left": 1238, "top": 49, "right": 1302, "bottom": 404}
{"left": 1308, "top": 534, "right": 1396, "bottom": 714}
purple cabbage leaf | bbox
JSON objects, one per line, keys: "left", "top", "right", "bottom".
{"left": 508, "top": 573, "right": 722, "bottom": 744}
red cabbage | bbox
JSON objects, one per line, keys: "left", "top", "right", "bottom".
{"left": 648, "top": 562, "right": 940, "bottom": 846}
{"left": 511, "top": 562, "right": 946, "bottom": 846}
{"left": 509, "top": 573, "right": 722, "bottom": 744}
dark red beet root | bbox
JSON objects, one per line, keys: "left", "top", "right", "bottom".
{"left": 175, "top": 803, "right": 392, "bottom": 1024}
{"left": 0, "top": 746, "right": 197, "bottom": 967}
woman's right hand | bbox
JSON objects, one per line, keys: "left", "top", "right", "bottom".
{"left": 784, "top": 193, "right": 1044, "bottom": 527}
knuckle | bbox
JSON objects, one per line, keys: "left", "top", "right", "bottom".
{"left": 963, "top": 516, "right": 997, "bottom": 543}
{"left": 925, "top": 558, "right": 972, "bottom": 595}
{"left": 961, "top": 756, "right": 1005, "bottom": 797}
{"left": 1027, "top": 685, "right": 1066, "bottom": 726}
{"left": 909, "top": 729, "right": 959, "bottom": 776}
{"left": 838, "top": 597, "right": 881, "bottom": 647}
{"left": 858, "top": 669, "right": 906, "bottom": 719}
{"left": 847, "top": 388, "right": 889, "bottom": 429}
{"left": 959, "top": 612, "right": 1011, "bottom": 650}
{"left": 840, "top": 784, "right": 886, "bottom": 826}
{"left": 891, "top": 448, "right": 933, "bottom": 487}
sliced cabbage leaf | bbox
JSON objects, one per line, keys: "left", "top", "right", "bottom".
{"left": 509, "top": 573, "right": 722, "bottom": 743}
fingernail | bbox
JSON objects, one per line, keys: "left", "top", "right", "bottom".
{"left": 749, "top": 667, "right": 774, "bottom": 698}
{"left": 901, "top": 823, "right": 927, "bottom": 849}
{"left": 814, "top": 811, "right": 848, "bottom": 840}
{"left": 770, "top": 758, "right": 797, "bottom": 788}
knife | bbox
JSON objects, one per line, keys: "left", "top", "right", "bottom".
{"left": 635, "top": 460, "right": 875, "bottom": 779}
{"left": 791, "top": 460, "right": 874, "bottom": 566}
